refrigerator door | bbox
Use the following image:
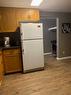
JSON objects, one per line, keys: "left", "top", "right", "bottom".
{"left": 22, "top": 39, "right": 44, "bottom": 71}
{"left": 20, "top": 23, "right": 43, "bottom": 40}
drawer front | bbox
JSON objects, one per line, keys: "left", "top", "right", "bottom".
{"left": 3, "top": 49, "right": 20, "bottom": 55}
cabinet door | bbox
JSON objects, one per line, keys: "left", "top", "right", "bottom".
{"left": 0, "top": 51, "right": 3, "bottom": 85}
{"left": 0, "top": 8, "right": 2, "bottom": 32}
{"left": 27, "top": 10, "right": 40, "bottom": 21}
{"left": 3, "top": 54, "right": 22, "bottom": 74}
{"left": 0, "top": 63, "right": 3, "bottom": 83}
{"left": 3, "top": 49, "right": 22, "bottom": 74}
{"left": 16, "top": 9, "right": 40, "bottom": 26}
{"left": 2, "top": 8, "right": 17, "bottom": 32}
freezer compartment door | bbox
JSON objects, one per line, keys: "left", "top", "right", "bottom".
{"left": 20, "top": 23, "right": 43, "bottom": 40}
{"left": 22, "top": 40, "right": 44, "bottom": 71}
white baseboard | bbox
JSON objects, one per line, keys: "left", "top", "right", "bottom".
{"left": 57, "top": 56, "right": 71, "bottom": 60}
{"left": 44, "top": 52, "right": 52, "bottom": 56}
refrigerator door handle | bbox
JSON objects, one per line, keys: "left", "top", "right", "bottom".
{"left": 22, "top": 49, "right": 24, "bottom": 54}
{"left": 21, "top": 33, "right": 23, "bottom": 36}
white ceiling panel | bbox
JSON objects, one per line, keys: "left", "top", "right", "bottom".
{"left": 0, "top": 0, "right": 71, "bottom": 12}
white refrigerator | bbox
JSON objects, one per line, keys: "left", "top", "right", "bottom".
{"left": 20, "top": 23, "right": 44, "bottom": 73}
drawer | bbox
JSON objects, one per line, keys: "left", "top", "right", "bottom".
{"left": 3, "top": 49, "right": 20, "bottom": 55}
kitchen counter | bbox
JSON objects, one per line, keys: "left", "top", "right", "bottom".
{"left": 0, "top": 46, "right": 21, "bottom": 51}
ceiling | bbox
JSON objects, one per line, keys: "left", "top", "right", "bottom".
{"left": 0, "top": 0, "right": 71, "bottom": 12}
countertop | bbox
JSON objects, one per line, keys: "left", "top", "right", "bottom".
{"left": 0, "top": 46, "right": 21, "bottom": 51}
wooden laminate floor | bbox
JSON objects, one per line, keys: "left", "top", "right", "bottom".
{"left": 0, "top": 55, "right": 71, "bottom": 95}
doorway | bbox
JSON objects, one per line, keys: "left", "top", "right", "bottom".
{"left": 40, "top": 18, "right": 59, "bottom": 59}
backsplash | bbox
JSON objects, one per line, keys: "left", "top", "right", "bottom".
{"left": 0, "top": 27, "right": 21, "bottom": 47}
